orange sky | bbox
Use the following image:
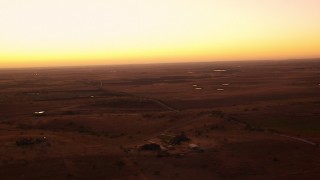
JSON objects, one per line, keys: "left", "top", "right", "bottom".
{"left": 1, "top": 0, "right": 320, "bottom": 68}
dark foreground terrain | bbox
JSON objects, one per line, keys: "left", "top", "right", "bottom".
{"left": 0, "top": 59, "right": 320, "bottom": 179}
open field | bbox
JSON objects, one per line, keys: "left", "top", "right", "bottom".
{"left": 0, "top": 59, "right": 320, "bottom": 179}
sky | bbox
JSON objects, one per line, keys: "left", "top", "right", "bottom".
{"left": 1, "top": 0, "right": 320, "bottom": 68}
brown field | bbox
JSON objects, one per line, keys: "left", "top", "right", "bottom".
{"left": 0, "top": 59, "right": 320, "bottom": 179}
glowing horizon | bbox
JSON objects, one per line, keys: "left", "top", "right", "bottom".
{"left": 1, "top": 0, "right": 320, "bottom": 68}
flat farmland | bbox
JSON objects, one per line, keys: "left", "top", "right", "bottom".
{"left": 0, "top": 59, "right": 320, "bottom": 179}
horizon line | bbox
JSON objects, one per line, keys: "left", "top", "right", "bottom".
{"left": 1, "top": 57, "right": 319, "bottom": 70}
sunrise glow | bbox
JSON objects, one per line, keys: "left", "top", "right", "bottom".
{"left": 1, "top": 0, "right": 320, "bottom": 68}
